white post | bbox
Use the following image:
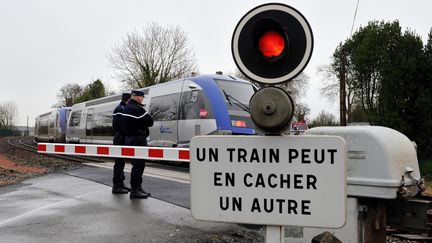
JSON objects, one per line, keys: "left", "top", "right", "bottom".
{"left": 265, "top": 225, "right": 284, "bottom": 243}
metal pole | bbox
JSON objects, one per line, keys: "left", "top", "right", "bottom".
{"left": 339, "top": 48, "right": 347, "bottom": 126}
{"left": 265, "top": 225, "right": 284, "bottom": 243}
{"left": 26, "top": 116, "right": 29, "bottom": 136}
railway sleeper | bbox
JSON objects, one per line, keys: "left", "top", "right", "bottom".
{"left": 389, "top": 233, "right": 432, "bottom": 242}
{"left": 386, "top": 197, "right": 432, "bottom": 235}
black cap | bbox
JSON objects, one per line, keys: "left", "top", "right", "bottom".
{"left": 131, "top": 90, "right": 144, "bottom": 97}
{"left": 121, "top": 93, "right": 131, "bottom": 100}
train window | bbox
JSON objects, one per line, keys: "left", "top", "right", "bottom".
{"left": 91, "top": 111, "right": 114, "bottom": 136}
{"left": 190, "top": 90, "right": 198, "bottom": 102}
{"left": 149, "top": 94, "right": 180, "bottom": 121}
{"left": 179, "top": 90, "right": 214, "bottom": 120}
{"left": 49, "top": 119, "right": 54, "bottom": 128}
{"left": 38, "top": 118, "right": 48, "bottom": 134}
{"left": 69, "top": 111, "right": 82, "bottom": 127}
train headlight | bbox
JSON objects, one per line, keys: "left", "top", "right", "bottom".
{"left": 231, "top": 120, "right": 247, "bottom": 128}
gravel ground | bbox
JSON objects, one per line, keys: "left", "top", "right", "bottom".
{"left": 0, "top": 137, "right": 83, "bottom": 186}
{"left": 386, "top": 236, "right": 425, "bottom": 243}
{"left": 0, "top": 167, "right": 27, "bottom": 186}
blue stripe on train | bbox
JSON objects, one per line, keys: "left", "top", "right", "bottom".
{"left": 192, "top": 76, "right": 255, "bottom": 135}
{"left": 58, "top": 108, "right": 70, "bottom": 133}
{"left": 192, "top": 76, "right": 231, "bottom": 131}
{"left": 232, "top": 127, "right": 255, "bottom": 134}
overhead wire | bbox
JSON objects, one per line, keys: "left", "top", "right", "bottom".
{"left": 350, "top": 0, "right": 361, "bottom": 36}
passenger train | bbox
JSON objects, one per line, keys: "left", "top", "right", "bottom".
{"left": 57, "top": 74, "right": 257, "bottom": 147}
{"left": 34, "top": 107, "right": 71, "bottom": 143}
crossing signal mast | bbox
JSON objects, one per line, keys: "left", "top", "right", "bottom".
{"left": 232, "top": 3, "right": 313, "bottom": 133}
{"left": 192, "top": 4, "right": 346, "bottom": 242}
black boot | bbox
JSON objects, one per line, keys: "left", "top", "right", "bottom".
{"left": 120, "top": 184, "right": 131, "bottom": 192}
{"left": 112, "top": 185, "right": 129, "bottom": 194}
{"left": 138, "top": 188, "right": 151, "bottom": 197}
{"left": 130, "top": 188, "right": 149, "bottom": 199}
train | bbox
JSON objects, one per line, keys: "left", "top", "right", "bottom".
{"left": 34, "top": 107, "right": 71, "bottom": 143}
{"left": 36, "top": 74, "right": 257, "bottom": 147}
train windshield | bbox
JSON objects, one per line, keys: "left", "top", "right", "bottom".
{"left": 215, "top": 80, "right": 254, "bottom": 113}
{"left": 216, "top": 79, "right": 255, "bottom": 130}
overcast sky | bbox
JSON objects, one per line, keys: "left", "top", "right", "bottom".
{"left": 1, "top": 0, "right": 431, "bottom": 126}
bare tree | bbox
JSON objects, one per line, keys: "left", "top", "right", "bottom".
{"left": 277, "top": 72, "right": 309, "bottom": 101}
{"left": 309, "top": 110, "right": 339, "bottom": 127}
{"left": 0, "top": 101, "right": 19, "bottom": 129}
{"left": 55, "top": 83, "right": 83, "bottom": 107}
{"left": 234, "top": 69, "right": 309, "bottom": 101}
{"left": 103, "top": 81, "right": 116, "bottom": 96}
{"left": 108, "top": 23, "right": 198, "bottom": 89}
{"left": 234, "top": 68, "right": 310, "bottom": 122}
{"left": 317, "top": 61, "right": 357, "bottom": 124}
{"left": 293, "top": 102, "right": 310, "bottom": 122}
{"left": 317, "top": 64, "right": 339, "bottom": 99}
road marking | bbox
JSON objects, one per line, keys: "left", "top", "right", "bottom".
{"left": 0, "top": 189, "right": 104, "bottom": 227}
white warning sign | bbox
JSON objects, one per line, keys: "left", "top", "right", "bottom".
{"left": 190, "top": 135, "right": 346, "bottom": 228}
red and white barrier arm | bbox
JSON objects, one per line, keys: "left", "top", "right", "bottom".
{"left": 37, "top": 143, "right": 190, "bottom": 162}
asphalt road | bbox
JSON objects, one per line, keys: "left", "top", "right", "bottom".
{"left": 66, "top": 165, "right": 191, "bottom": 209}
{"left": 0, "top": 166, "right": 263, "bottom": 243}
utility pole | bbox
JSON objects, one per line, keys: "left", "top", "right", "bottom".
{"left": 26, "top": 116, "right": 29, "bottom": 136}
{"left": 339, "top": 48, "right": 347, "bottom": 126}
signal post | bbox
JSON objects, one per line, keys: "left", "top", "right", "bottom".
{"left": 190, "top": 3, "right": 347, "bottom": 243}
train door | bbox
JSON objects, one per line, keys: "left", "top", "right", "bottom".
{"left": 66, "top": 108, "right": 84, "bottom": 143}
{"left": 34, "top": 118, "right": 39, "bottom": 138}
{"left": 55, "top": 111, "right": 60, "bottom": 134}
{"left": 86, "top": 108, "right": 94, "bottom": 143}
{"left": 48, "top": 113, "right": 56, "bottom": 140}
{"left": 177, "top": 80, "right": 216, "bottom": 146}
{"left": 147, "top": 81, "right": 183, "bottom": 147}
{"left": 148, "top": 93, "right": 180, "bottom": 147}
{"left": 63, "top": 109, "right": 71, "bottom": 132}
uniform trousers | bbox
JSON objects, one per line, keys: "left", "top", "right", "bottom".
{"left": 125, "top": 135, "right": 147, "bottom": 189}
{"left": 113, "top": 133, "right": 126, "bottom": 186}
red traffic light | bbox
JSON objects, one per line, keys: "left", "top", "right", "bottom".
{"left": 232, "top": 3, "right": 313, "bottom": 84}
{"left": 258, "top": 31, "right": 285, "bottom": 58}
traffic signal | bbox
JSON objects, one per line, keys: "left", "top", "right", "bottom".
{"left": 232, "top": 3, "right": 314, "bottom": 85}
{"left": 232, "top": 3, "right": 314, "bottom": 133}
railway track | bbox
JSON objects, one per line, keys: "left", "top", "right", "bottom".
{"left": 6, "top": 136, "right": 189, "bottom": 173}
{"left": 6, "top": 137, "right": 107, "bottom": 164}
{"left": 386, "top": 195, "right": 432, "bottom": 242}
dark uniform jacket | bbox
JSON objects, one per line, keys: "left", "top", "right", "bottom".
{"left": 112, "top": 101, "right": 127, "bottom": 135}
{"left": 122, "top": 99, "right": 154, "bottom": 137}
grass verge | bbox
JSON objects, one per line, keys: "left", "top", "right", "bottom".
{"left": 419, "top": 160, "right": 432, "bottom": 194}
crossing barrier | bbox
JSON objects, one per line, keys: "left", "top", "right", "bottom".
{"left": 37, "top": 143, "right": 190, "bottom": 162}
